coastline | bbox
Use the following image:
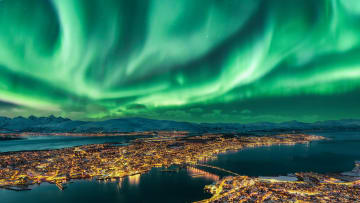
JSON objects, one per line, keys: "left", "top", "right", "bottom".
{"left": 0, "top": 133, "right": 324, "bottom": 191}
{"left": 197, "top": 163, "right": 360, "bottom": 202}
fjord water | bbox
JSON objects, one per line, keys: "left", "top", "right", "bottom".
{"left": 1, "top": 131, "right": 359, "bottom": 203}
{"left": 1, "top": 168, "right": 213, "bottom": 203}
{"left": 0, "top": 135, "right": 149, "bottom": 152}
{"left": 207, "top": 131, "right": 360, "bottom": 176}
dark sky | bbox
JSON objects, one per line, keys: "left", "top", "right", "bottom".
{"left": 0, "top": 0, "right": 359, "bottom": 123}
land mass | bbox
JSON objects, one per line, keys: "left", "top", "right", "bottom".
{"left": 0, "top": 133, "right": 323, "bottom": 191}
{"left": 1, "top": 133, "right": 359, "bottom": 202}
{"left": 1, "top": 116, "right": 360, "bottom": 133}
{"left": 197, "top": 166, "right": 360, "bottom": 203}
{"left": 0, "top": 134, "right": 25, "bottom": 141}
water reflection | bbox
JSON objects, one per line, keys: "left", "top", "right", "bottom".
{"left": 187, "top": 166, "right": 220, "bottom": 182}
{"left": 128, "top": 174, "right": 140, "bottom": 186}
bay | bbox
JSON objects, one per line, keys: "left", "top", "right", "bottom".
{"left": 1, "top": 131, "right": 359, "bottom": 203}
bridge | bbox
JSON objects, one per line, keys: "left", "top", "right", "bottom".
{"left": 188, "top": 163, "right": 240, "bottom": 176}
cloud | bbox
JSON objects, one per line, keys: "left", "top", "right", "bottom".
{"left": 0, "top": 100, "right": 17, "bottom": 108}
{"left": 126, "top": 104, "right": 148, "bottom": 110}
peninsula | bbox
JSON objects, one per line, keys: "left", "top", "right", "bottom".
{"left": 0, "top": 133, "right": 323, "bottom": 191}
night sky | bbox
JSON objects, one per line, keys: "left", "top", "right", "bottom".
{"left": 0, "top": 0, "right": 360, "bottom": 123}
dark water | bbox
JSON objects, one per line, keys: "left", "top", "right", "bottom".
{"left": 1, "top": 131, "right": 359, "bottom": 203}
{"left": 0, "top": 135, "right": 149, "bottom": 152}
{"left": 0, "top": 168, "right": 213, "bottom": 203}
{"left": 207, "top": 131, "right": 360, "bottom": 176}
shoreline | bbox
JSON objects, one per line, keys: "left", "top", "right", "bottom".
{"left": 0, "top": 133, "right": 324, "bottom": 191}
{"left": 0, "top": 131, "right": 190, "bottom": 138}
{"left": 197, "top": 167, "right": 360, "bottom": 202}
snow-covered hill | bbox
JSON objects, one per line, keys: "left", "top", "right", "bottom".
{"left": 0, "top": 116, "right": 359, "bottom": 133}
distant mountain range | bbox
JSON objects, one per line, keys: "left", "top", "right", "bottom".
{"left": 0, "top": 115, "right": 360, "bottom": 133}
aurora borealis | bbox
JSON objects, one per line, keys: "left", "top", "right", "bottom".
{"left": 0, "top": 0, "right": 360, "bottom": 123}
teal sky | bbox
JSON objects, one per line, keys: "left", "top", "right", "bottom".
{"left": 0, "top": 0, "right": 360, "bottom": 123}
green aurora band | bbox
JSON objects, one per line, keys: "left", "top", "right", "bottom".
{"left": 0, "top": 0, "right": 360, "bottom": 123}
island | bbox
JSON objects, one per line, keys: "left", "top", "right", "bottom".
{"left": 0, "top": 134, "right": 25, "bottom": 141}
{"left": 1, "top": 133, "right": 359, "bottom": 201}
{"left": 0, "top": 133, "right": 323, "bottom": 191}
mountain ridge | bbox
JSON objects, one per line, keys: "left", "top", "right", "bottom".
{"left": 0, "top": 116, "right": 360, "bottom": 133}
